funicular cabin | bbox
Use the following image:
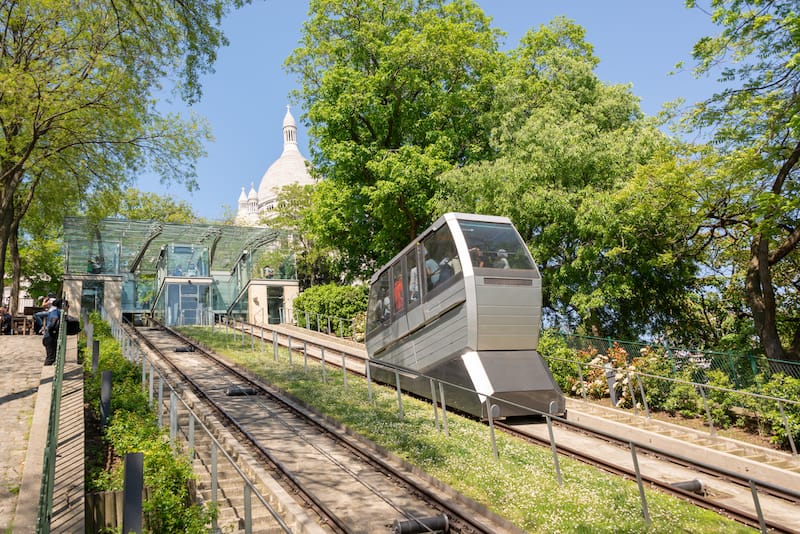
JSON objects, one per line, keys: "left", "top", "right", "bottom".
{"left": 365, "top": 213, "right": 566, "bottom": 419}
{"left": 61, "top": 218, "right": 300, "bottom": 328}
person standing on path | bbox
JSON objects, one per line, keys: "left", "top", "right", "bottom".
{"left": 0, "top": 306, "right": 11, "bottom": 335}
{"left": 42, "top": 299, "right": 63, "bottom": 366}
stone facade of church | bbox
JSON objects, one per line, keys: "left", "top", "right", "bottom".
{"left": 236, "top": 107, "right": 314, "bottom": 225}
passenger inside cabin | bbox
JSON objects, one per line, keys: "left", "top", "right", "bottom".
{"left": 424, "top": 255, "right": 439, "bottom": 289}
{"left": 437, "top": 257, "right": 454, "bottom": 284}
{"left": 393, "top": 271, "right": 404, "bottom": 312}
{"left": 469, "top": 247, "right": 485, "bottom": 268}
{"left": 408, "top": 265, "right": 419, "bottom": 301}
{"left": 495, "top": 249, "right": 510, "bottom": 269}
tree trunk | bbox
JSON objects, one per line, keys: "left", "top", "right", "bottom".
{"left": 9, "top": 223, "right": 21, "bottom": 316}
{"left": 745, "top": 234, "right": 798, "bottom": 363}
{"left": 0, "top": 206, "right": 11, "bottom": 309}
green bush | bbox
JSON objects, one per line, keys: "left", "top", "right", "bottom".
{"left": 293, "top": 283, "right": 368, "bottom": 337}
{"left": 757, "top": 373, "right": 800, "bottom": 448}
{"left": 632, "top": 346, "right": 676, "bottom": 412}
{"left": 539, "top": 331, "right": 580, "bottom": 394}
{"left": 704, "top": 369, "right": 736, "bottom": 428}
{"left": 83, "top": 312, "right": 212, "bottom": 533}
{"left": 663, "top": 370, "right": 702, "bottom": 419}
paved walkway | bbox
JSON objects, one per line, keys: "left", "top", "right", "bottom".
{"left": 0, "top": 334, "right": 84, "bottom": 533}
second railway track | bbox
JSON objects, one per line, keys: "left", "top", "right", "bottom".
{"left": 187, "top": 318, "right": 800, "bottom": 533}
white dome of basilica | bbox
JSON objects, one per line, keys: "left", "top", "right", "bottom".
{"left": 236, "top": 106, "right": 315, "bottom": 225}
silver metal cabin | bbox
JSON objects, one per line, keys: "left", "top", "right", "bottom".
{"left": 366, "top": 213, "right": 566, "bottom": 419}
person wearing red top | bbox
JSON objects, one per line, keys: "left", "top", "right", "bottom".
{"left": 393, "top": 272, "right": 404, "bottom": 312}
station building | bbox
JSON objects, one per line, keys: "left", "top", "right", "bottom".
{"left": 61, "top": 218, "right": 299, "bottom": 327}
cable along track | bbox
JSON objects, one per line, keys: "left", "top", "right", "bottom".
{"left": 132, "top": 323, "right": 523, "bottom": 534}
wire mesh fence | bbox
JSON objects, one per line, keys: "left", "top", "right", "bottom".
{"left": 555, "top": 333, "right": 800, "bottom": 388}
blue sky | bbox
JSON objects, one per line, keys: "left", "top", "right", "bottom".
{"left": 137, "top": 1, "right": 721, "bottom": 221}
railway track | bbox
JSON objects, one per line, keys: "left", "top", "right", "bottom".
{"left": 130, "top": 321, "right": 524, "bottom": 534}
{"left": 199, "top": 318, "right": 800, "bottom": 533}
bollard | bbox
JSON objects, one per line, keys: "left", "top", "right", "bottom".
{"left": 366, "top": 361, "right": 374, "bottom": 404}
{"left": 547, "top": 401, "right": 562, "bottom": 486}
{"left": 321, "top": 348, "right": 327, "bottom": 383}
{"left": 122, "top": 452, "right": 144, "bottom": 534}
{"left": 395, "top": 372, "right": 404, "bottom": 420}
{"left": 430, "top": 379, "right": 440, "bottom": 432}
{"left": 629, "top": 443, "right": 651, "bottom": 525}
{"left": 100, "top": 370, "right": 112, "bottom": 429}
{"left": 92, "top": 339, "right": 100, "bottom": 374}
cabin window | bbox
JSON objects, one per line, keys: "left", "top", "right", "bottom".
{"left": 367, "top": 270, "right": 391, "bottom": 334}
{"left": 405, "top": 247, "right": 421, "bottom": 309}
{"left": 391, "top": 263, "right": 405, "bottom": 315}
{"left": 421, "top": 224, "right": 461, "bottom": 297}
{"left": 459, "top": 221, "right": 536, "bottom": 271}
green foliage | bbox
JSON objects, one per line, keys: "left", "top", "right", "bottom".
{"left": 82, "top": 313, "right": 212, "bottom": 532}
{"left": 704, "top": 369, "right": 736, "bottom": 427}
{"left": 756, "top": 373, "right": 800, "bottom": 448}
{"left": 288, "top": 0, "right": 502, "bottom": 278}
{"left": 676, "top": 0, "right": 800, "bottom": 362}
{"left": 267, "top": 184, "right": 340, "bottom": 286}
{"left": 90, "top": 188, "right": 200, "bottom": 223}
{"left": 538, "top": 331, "right": 579, "bottom": 393}
{"left": 436, "top": 18, "right": 690, "bottom": 339}
{"left": 293, "top": 283, "right": 368, "bottom": 337}
{"left": 633, "top": 346, "right": 678, "bottom": 413}
{"left": 0, "top": 0, "right": 242, "bottom": 311}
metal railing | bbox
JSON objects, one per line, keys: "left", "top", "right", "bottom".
{"left": 36, "top": 316, "right": 67, "bottom": 533}
{"left": 542, "top": 354, "right": 799, "bottom": 457}
{"left": 101, "top": 312, "right": 294, "bottom": 533}
{"left": 197, "top": 319, "right": 800, "bottom": 531}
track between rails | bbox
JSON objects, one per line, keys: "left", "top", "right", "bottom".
{"left": 131, "top": 322, "right": 525, "bottom": 534}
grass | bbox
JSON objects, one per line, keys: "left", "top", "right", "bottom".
{"left": 179, "top": 326, "right": 755, "bottom": 533}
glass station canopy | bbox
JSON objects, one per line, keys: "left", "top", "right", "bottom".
{"left": 63, "top": 217, "right": 291, "bottom": 323}
{"left": 63, "top": 217, "right": 282, "bottom": 276}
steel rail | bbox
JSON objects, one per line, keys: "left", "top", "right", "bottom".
{"left": 226, "top": 319, "right": 800, "bottom": 532}
{"left": 141, "top": 321, "right": 512, "bottom": 534}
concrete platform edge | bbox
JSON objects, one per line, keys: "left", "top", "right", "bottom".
{"left": 13, "top": 365, "right": 54, "bottom": 534}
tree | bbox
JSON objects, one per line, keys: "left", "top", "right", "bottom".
{"left": 90, "top": 188, "right": 200, "bottom": 224}
{"left": 265, "top": 183, "right": 339, "bottom": 288}
{"left": 681, "top": 0, "right": 800, "bottom": 361}
{"left": 287, "top": 0, "right": 502, "bottom": 278}
{"left": 436, "top": 18, "right": 690, "bottom": 338}
{"left": 0, "top": 0, "right": 245, "bottom": 309}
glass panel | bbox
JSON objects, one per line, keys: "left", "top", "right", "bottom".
{"left": 421, "top": 224, "right": 461, "bottom": 296}
{"left": 458, "top": 220, "right": 536, "bottom": 270}
{"left": 405, "top": 247, "right": 420, "bottom": 308}
{"left": 367, "top": 270, "right": 391, "bottom": 334}
{"left": 267, "top": 286, "right": 284, "bottom": 324}
{"left": 81, "top": 281, "right": 104, "bottom": 313}
{"left": 391, "top": 263, "right": 405, "bottom": 316}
